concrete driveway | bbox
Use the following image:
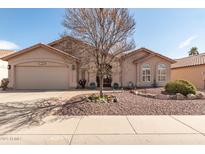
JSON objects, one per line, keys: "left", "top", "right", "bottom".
{"left": 0, "top": 90, "right": 99, "bottom": 103}
{"left": 1, "top": 115, "right": 205, "bottom": 145}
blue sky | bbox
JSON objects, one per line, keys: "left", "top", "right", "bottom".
{"left": 0, "top": 9, "right": 205, "bottom": 59}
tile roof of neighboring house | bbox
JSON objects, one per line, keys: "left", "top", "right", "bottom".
{"left": 171, "top": 53, "right": 205, "bottom": 69}
{"left": 0, "top": 50, "right": 15, "bottom": 58}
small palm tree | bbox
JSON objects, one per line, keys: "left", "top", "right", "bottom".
{"left": 188, "top": 47, "right": 199, "bottom": 56}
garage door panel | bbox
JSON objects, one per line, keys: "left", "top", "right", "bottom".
{"left": 15, "top": 66, "right": 69, "bottom": 90}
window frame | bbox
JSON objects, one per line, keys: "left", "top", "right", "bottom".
{"left": 142, "top": 64, "right": 151, "bottom": 82}
{"left": 158, "top": 63, "right": 167, "bottom": 82}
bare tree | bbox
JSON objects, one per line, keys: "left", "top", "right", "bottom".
{"left": 63, "top": 8, "right": 135, "bottom": 97}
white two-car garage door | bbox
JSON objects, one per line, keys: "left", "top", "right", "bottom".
{"left": 15, "top": 66, "right": 69, "bottom": 90}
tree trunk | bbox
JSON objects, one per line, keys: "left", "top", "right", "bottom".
{"left": 99, "top": 75, "right": 103, "bottom": 97}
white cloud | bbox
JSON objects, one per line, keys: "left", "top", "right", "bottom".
{"left": 179, "top": 35, "right": 197, "bottom": 49}
{"left": 0, "top": 40, "right": 19, "bottom": 50}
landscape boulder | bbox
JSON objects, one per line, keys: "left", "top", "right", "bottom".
{"left": 187, "top": 94, "right": 196, "bottom": 100}
{"left": 146, "top": 93, "right": 156, "bottom": 98}
{"left": 169, "top": 95, "right": 177, "bottom": 100}
{"left": 196, "top": 92, "right": 205, "bottom": 99}
{"left": 113, "top": 97, "right": 118, "bottom": 103}
{"left": 176, "top": 93, "right": 185, "bottom": 100}
{"left": 130, "top": 90, "right": 138, "bottom": 95}
{"left": 137, "top": 92, "right": 156, "bottom": 99}
{"left": 155, "top": 94, "right": 170, "bottom": 100}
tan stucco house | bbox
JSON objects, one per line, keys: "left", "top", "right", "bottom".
{"left": 0, "top": 50, "right": 14, "bottom": 82}
{"left": 1, "top": 36, "right": 175, "bottom": 90}
{"left": 171, "top": 53, "right": 205, "bottom": 90}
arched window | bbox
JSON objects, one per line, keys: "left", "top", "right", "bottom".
{"left": 158, "top": 63, "right": 166, "bottom": 82}
{"left": 142, "top": 64, "right": 151, "bottom": 82}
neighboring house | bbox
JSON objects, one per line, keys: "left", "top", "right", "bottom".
{"left": 0, "top": 50, "right": 15, "bottom": 82}
{"left": 1, "top": 36, "right": 175, "bottom": 90}
{"left": 171, "top": 53, "right": 205, "bottom": 90}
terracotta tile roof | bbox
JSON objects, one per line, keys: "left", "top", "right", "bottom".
{"left": 171, "top": 53, "right": 205, "bottom": 69}
{"left": 0, "top": 50, "right": 15, "bottom": 58}
{"left": 1, "top": 44, "right": 80, "bottom": 62}
{"left": 123, "top": 47, "right": 176, "bottom": 63}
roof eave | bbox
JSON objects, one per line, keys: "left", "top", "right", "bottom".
{"left": 0, "top": 43, "right": 80, "bottom": 62}
{"left": 123, "top": 47, "right": 176, "bottom": 63}
{"left": 171, "top": 63, "right": 205, "bottom": 69}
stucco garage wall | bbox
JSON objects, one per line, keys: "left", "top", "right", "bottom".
{"left": 171, "top": 65, "right": 205, "bottom": 90}
{"left": 7, "top": 47, "right": 77, "bottom": 89}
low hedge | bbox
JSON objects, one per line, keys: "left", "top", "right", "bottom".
{"left": 112, "top": 83, "right": 119, "bottom": 90}
{"left": 89, "top": 82, "right": 96, "bottom": 90}
{"left": 165, "top": 80, "right": 196, "bottom": 96}
{"left": 0, "top": 78, "right": 9, "bottom": 91}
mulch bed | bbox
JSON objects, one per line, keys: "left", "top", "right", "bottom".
{"left": 57, "top": 91, "right": 205, "bottom": 115}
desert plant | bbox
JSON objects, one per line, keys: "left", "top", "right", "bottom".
{"left": 113, "top": 83, "right": 119, "bottom": 90}
{"left": 128, "top": 81, "right": 134, "bottom": 89}
{"left": 0, "top": 78, "right": 9, "bottom": 90}
{"left": 89, "top": 82, "right": 96, "bottom": 90}
{"left": 165, "top": 80, "right": 196, "bottom": 96}
{"left": 87, "top": 94, "right": 118, "bottom": 103}
{"left": 78, "top": 79, "right": 86, "bottom": 88}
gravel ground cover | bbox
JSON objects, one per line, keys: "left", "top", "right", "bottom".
{"left": 57, "top": 91, "right": 205, "bottom": 115}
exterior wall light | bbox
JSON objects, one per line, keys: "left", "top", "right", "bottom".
{"left": 8, "top": 65, "right": 11, "bottom": 70}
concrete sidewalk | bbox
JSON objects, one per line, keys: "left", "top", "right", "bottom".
{"left": 1, "top": 116, "right": 205, "bottom": 145}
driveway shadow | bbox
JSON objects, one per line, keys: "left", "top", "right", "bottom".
{"left": 0, "top": 97, "right": 85, "bottom": 135}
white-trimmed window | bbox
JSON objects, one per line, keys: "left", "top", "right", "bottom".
{"left": 142, "top": 64, "right": 151, "bottom": 82}
{"left": 158, "top": 63, "right": 166, "bottom": 82}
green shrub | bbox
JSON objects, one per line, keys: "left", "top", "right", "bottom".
{"left": 113, "top": 83, "right": 119, "bottom": 90}
{"left": 0, "top": 78, "right": 9, "bottom": 90}
{"left": 89, "top": 82, "right": 96, "bottom": 90}
{"left": 128, "top": 81, "right": 134, "bottom": 89}
{"left": 165, "top": 80, "right": 196, "bottom": 96}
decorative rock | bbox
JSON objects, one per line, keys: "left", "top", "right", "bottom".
{"left": 100, "top": 100, "right": 106, "bottom": 103}
{"left": 85, "top": 98, "right": 90, "bottom": 102}
{"left": 155, "top": 94, "right": 170, "bottom": 100}
{"left": 137, "top": 92, "right": 156, "bottom": 99}
{"left": 107, "top": 99, "right": 111, "bottom": 103}
{"left": 196, "top": 92, "right": 205, "bottom": 99}
{"left": 113, "top": 97, "right": 118, "bottom": 103}
{"left": 169, "top": 95, "right": 177, "bottom": 100}
{"left": 81, "top": 96, "right": 87, "bottom": 100}
{"left": 137, "top": 92, "right": 146, "bottom": 97}
{"left": 130, "top": 90, "right": 138, "bottom": 95}
{"left": 146, "top": 93, "right": 156, "bottom": 98}
{"left": 176, "top": 93, "right": 185, "bottom": 100}
{"left": 134, "top": 91, "right": 138, "bottom": 95}
{"left": 187, "top": 94, "right": 196, "bottom": 100}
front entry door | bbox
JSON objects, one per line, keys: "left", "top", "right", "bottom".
{"left": 96, "top": 74, "right": 112, "bottom": 87}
